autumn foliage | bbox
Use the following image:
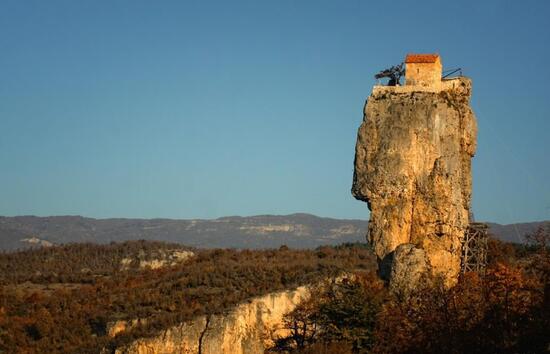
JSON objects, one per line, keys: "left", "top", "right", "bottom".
{"left": 0, "top": 242, "right": 375, "bottom": 353}
{"left": 273, "top": 227, "right": 550, "bottom": 354}
{"left": 1, "top": 228, "right": 548, "bottom": 354}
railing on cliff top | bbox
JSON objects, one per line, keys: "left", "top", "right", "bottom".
{"left": 374, "top": 68, "right": 464, "bottom": 86}
{"left": 442, "top": 68, "right": 463, "bottom": 79}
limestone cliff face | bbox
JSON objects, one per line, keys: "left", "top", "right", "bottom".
{"left": 114, "top": 286, "right": 309, "bottom": 354}
{"left": 352, "top": 77, "right": 477, "bottom": 287}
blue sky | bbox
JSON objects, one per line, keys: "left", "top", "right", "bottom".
{"left": 1, "top": 0, "right": 549, "bottom": 223}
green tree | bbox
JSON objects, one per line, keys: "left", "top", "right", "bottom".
{"left": 316, "top": 273, "right": 385, "bottom": 352}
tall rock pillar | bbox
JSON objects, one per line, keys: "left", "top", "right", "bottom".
{"left": 352, "top": 77, "right": 477, "bottom": 289}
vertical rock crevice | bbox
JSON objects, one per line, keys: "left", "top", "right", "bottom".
{"left": 114, "top": 287, "right": 311, "bottom": 354}
{"left": 198, "top": 315, "right": 210, "bottom": 354}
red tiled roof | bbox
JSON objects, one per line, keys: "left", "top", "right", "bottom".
{"left": 405, "top": 54, "right": 440, "bottom": 63}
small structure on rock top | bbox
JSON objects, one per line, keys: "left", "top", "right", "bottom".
{"left": 373, "top": 54, "right": 462, "bottom": 93}
{"left": 405, "top": 53, "right": 442, "bottom": 87}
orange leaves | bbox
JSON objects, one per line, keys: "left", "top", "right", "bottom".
{"left": 486, "top": 262, "right": 542, "bottom": 317}
{"left": 370, "top": 261, "right": 548, "bottom": 353}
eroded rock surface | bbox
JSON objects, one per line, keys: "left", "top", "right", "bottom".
{"left": 114, "top": 286, "right": 310, "bottom": 354}
{"left": 389, "top": 244, "right": 429, "bottom": 295}
{"left": 352, "top": 77, "right": 477, "bottom": 288}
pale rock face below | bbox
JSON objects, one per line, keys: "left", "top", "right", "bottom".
{"left": 120, "top": 250, "right": 195, "bottom": 271}
{"left": 352, "top": 77, "right": 477, "bottom": 288}
{"left": 238, "top": 224, "right": 312, "bottom": 236}
{"left": 20, "top": 236, "right": 53, "bottom": 247}
{"left": 115, "top": 286, "right": 310, "bottom": 354}
{"left": 108, "top": 319, "right": 148, "bottom": 338}
{"left": 389, "top": 244, "right": 429, "bottom": 295}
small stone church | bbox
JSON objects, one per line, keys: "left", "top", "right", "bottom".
{"left": 405, "top": 53, "right": 442, "bottom": 87}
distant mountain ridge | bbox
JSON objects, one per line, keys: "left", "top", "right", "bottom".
{"left": 0, "top": 214, "right": 547, "bottom": 251}
{"left": 484, "top": 221, "right": 549, "bottom": 244}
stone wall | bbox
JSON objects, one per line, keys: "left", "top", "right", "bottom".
{"left": 373, "top": 78, "right": 463, "bottom": 95}
{"left": 405, "top": 60, "right": 442, "bottom": 87}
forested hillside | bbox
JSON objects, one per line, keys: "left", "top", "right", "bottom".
{"left": 0, "top": 214, "right": 368, "bottom": 251}
{"left": 0, "top": 241, "right": 375, "bottom": 353}
{"left": 1, "top": 214, "right": 547, "bottom": 251}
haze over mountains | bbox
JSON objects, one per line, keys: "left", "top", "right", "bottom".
{"left": 0, "top": 214, "right": 547, "bottom": 251}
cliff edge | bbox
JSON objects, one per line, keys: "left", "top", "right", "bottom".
{"left": 352, "top": 77, "right": 477, "bottom": 289}
{"left": 114, "top": 286, "right": 309, "bottom": 354}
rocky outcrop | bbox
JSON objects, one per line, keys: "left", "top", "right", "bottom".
{"left": 120, "top": 249, "right": 194, "bottom": 271}
{"left": 114, "top": 286, "right": 310, "bottom": 354}
{"left": 352, "top": 77, "right": 477, "bottom": 288}
{"left": 108, "top": 319, "right": 149, "bottom": 338}
{"left": 20, "top": 236, "right": 54, "bottom": 247}
{"left": 389, "top": 244, "right": 429, "bottom": 295}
